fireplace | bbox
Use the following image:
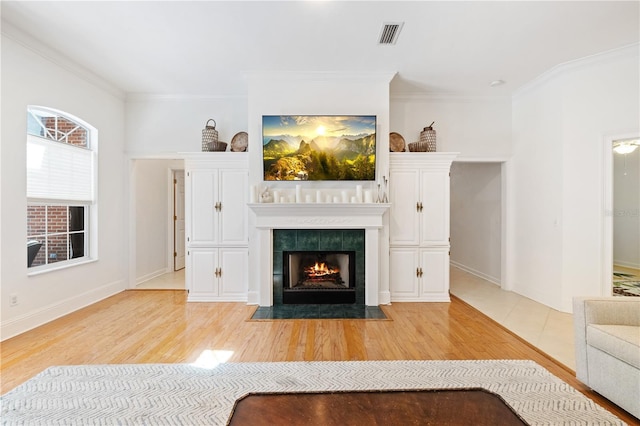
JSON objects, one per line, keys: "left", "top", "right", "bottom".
{"left": 249, "top": 203, "right": 390, "bottom": 306}
{"left": 283, "top": 250, "right": 356, "bottom": 304}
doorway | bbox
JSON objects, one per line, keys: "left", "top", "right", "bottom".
{"left": 600, "top": 136, "right": 640, "bottom": 296}
{"left": 173, "top": 170, "right": 185, "bottom": 271}
{"left": 611, "top": 137, "right": 640, "bottom": 296}
{"left": 449, "top": 161, "right": 503, "bottom": 286}
{"left": 131, "top": 158, "right": 185, "bottom": 290}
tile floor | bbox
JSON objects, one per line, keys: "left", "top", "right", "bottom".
{"left": 449, "top": 267, "right": 575, "bottom": 370}
{"left": 135, "top": 266, "right": 576, "bottom": 369}
{"left": 135, "top": 269, "right": 185, "bottom": 290}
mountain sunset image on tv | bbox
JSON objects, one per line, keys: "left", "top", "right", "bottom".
{"left": 262, "top": 115, "right": 376, "bottom": 181}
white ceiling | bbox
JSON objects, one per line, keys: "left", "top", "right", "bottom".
{"left": 2, "top": 1, "right": 638, "bottom": 97}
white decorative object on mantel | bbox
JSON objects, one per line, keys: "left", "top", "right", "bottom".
{"left": 259, "top": 186, "right": 273, "bottom": 203}
{"left": 259, "top": 186, "right": 383, "bottom": 205}
{"left": 248, "top": 203, "right": 391, "bottom": 307}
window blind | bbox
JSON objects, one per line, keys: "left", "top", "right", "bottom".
{"left": 27, "top": 135, "right": 94, "bottom": 203}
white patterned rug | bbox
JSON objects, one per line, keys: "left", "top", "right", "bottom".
{"left": 0, "top": 360, "right": 624, "bottom": 425}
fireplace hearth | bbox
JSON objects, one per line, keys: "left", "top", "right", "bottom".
{"left": 284, "top": 251, "right": 356, "bottom": 304}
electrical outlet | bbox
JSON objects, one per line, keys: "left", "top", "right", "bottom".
{"left": 10, "top": 293, "right": 18, "bottom": 306}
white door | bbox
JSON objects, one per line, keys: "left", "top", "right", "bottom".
{"left": 420, "top": 248, "right": 450, "bottom": 298}
{"left": 219, "top": 169, "right": 249, "bottom": 245}
{"left": 389, "top": 169, "right": 421, "bottom": 246}
{"left": 219, "top": 247, "right": 248, "bottom": 300}
{"left": 188, "top": 248, "right": 218, "bottom": 296}
{"left": 389, "top": 247, "right": 420, "bottom": 300}
{"left": 188, "top": 169, "right": 218, "bottom": 245}
{"left": 174, "top": 170, "right": 186, "bottom": 270}
{"left": 420, "top": 170, "right": 449, "bottom": 245}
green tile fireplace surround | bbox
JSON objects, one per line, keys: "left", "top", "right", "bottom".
{"left": 273, "top": 229, "right": 365, "bottom": 305}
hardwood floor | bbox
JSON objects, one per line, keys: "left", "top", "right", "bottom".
{"left": 0, "top": 290, "right": 636, "bottom": 423}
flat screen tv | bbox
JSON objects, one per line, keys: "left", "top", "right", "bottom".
{"left": 262, "top": 115, "right": 376, "bottom": 181}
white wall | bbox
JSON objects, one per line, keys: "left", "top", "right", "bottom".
{"left": 390, "top": 95, "right": 511, "bottom": 159}
{"left": 1, "top": 35, "right": 127, "bottom": 339}
{"left": 560, "top": 50, "right": 640, "bottom": 308}
{"left": 450, "top": 162, "right": 502, "bottom": 284}
{"left": 613, "top": 148, "right": 640, "bottom": 269}
{"left": 511, "top": 45, "right": 639, "bottom": 312}
{"left": 124, "top": 96, "right": 248, "bottom": 286}
{"left": 125, "top": 96, "right": 248, "bottom": 154}
{"left": 509, "top": 76, "right": 565, "bottom": 308}
{"left": 133, "top": 159, "right": 183, "bottom": 283}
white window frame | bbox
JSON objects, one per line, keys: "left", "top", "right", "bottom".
{"left": 26, "top": 106, "right": 98, "bottom": 274}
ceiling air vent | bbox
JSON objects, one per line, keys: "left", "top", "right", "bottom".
{"left": 378, "top": 22, "right": 404, "bottom": 45}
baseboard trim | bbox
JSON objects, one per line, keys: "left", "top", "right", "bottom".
{"left": 450, "top": 260, "right": 501, "bottom": 286}
{"left": 1, "top": 280, "right": 125, "bottom": 341}
{"left": 391, "top": 294, "right": 451, "bottom": 303}
{"left": 187, "top": 295, "right": 248, "bottom": 303}
{"left": 613, "top": 261, "right": 640, "bottom": 271}
{"left": 136, "top": 268, "right": 170, "bottom": 285}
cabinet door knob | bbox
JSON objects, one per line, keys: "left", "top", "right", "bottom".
{"left": 416, "top": 267, "right": 420, "bottom": 277}
{"left": 416, "top": 202, "right": 420, "bottom": 212}
{"left": 419, "top": 202, "right": 424, "bottom": 212}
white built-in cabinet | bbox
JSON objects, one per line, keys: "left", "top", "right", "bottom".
{"left": 187, "top": 247, "right": 248, "bottom": 301}
{"left": 389, "top": 153, "right": 457, "bottom": 302}
{"left": 185, "top": 154, "right": 249, "bottom": 302}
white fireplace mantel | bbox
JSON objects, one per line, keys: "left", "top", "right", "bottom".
{"left": 248, "top": 203, "right": 391, "bottom": 306}
{"left": 250, "top": 203, "right": 390, "bottom": 229}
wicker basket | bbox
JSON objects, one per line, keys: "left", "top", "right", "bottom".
{"left": 207, "top": 141, "right": 228, "bottom": 152}
{"left": 408, "top": 141, "right": 429, "bottom": 152}
{"left": 202, "top": 119, "right": 219, "bottom": 151}
{"left": 419, "top": 123, "right": 436, "bottom": 152}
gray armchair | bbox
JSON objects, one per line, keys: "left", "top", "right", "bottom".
{"left": 573, "top": 297, "right": 640, "bottom": 418}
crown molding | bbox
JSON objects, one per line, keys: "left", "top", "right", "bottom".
{"left": 244, "top": 70, "right": 397, "bottom": 84}
{"left": 513, "top": 43, "right": 639, "bottom": 100}
{"left": 1, "top": 19, "right": 125, "bottom": 101}
{"left": 125, "top": 93, "right": 248, "bottom": 102}
{"left": 390, "top": 92, "right": 510, "bottom": 102}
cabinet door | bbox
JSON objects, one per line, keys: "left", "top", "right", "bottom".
{"left": 389, "top": 248, "right": 420, "bottom": 300}
{"left": 188, "top": 170, "right": 218, "bottom": 245}
{"left": 389, "top": 169, "right": 421, "bottom": 245}
{"left": 219, "top": 169, "right": 248, "bottom": 245}
{"left": 219, "top": 247, "right": 248, "bottom": 300}
{"left": 420, "top": 170, "right": 449, "bottom": 245}
{"left": 419, "top": 248, "right": 450, "bottom": 300}
{"left": 188, "top": 248, "right": 218, "bottom": 296}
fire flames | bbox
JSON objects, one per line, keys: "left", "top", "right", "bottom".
{"left": 304, "top": 261, "right": 339, "bottom": 277}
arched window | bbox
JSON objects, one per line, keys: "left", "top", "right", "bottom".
{"left": 26, "top": 107, "right": 97, "bottom": 270}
